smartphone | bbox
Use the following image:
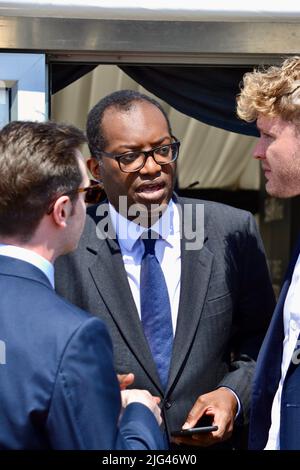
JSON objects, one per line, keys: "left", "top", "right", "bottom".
{"left": 171, "top": 425, "right": 218, "bottom": 437}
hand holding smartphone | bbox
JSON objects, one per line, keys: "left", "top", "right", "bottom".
{"left": 171, "top": 425, "right": 218, "bottom": 437}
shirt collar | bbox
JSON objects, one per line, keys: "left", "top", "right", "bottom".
{"left": 0, "top": 244, "right": 55, "bottom": 288}
{"left": 109, "top": 199, "right": 179, "bottom": 252}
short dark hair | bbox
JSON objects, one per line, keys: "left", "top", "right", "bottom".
{"left": 0, "top": 120, "right": 86, "bottom": 241}
{"left": 86, "top": 90, "right": 172, "bottom": 160}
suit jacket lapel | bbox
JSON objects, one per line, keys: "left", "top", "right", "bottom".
{"left": 253, "top": 281, "right": 286, "bottom": 394}
{"left": 87, "top": 228, "right": 162, "bottom": 390}
{"left": 249, "top": 278, "right": 287, "bottom": 449}
{"left": 168, "top": 199, "right": 213, "bottom": 390}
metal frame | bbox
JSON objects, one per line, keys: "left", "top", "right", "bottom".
{"left": 0, "top": 16, "right": 299, "bottom": 64}
{"left": 0, "top": 87, "right": 10, "bottom": 127}
{"left": 0, "top": 53, "right": 47, "bottom": 120}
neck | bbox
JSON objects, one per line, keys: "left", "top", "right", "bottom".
{"left": 0, "top": 238, "right": 56, "bottom": 263}
{"left": 0, "top": 213, "right": 68, "bottom": 264}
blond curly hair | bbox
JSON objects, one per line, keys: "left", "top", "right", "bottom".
{"left": 237, "top": 57, "right": 300, "bottom": 123}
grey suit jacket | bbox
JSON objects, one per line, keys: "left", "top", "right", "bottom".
{"left": 55, "top": 197, "right": 275, "bottom": 440}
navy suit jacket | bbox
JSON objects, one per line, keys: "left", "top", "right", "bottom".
{"left": 0, "top": 255, "right": 164, "bottom": 450}
{"left": 249, "top": 238, "right": 300, "bottom": 450}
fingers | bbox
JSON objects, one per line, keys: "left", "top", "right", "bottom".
{"left": 117, "top": 373, "right": 135, "bottom": 390}
{"left": 172, "top": 427, "right": 218, "bottom": 447}
{"left": 182, "top": 396, "right": 207, "bottom": 429}
{"left": 153, "top": 396, "right": 161, "bottom": 404}
{"left": 173, "top": 389, "right": 237, "bottom": 447}
{"left": 174, "top": 418, "right": 233, "bottom": 447}
{"left": 172, "top": 412, "right": 227, "bottom": 447}
{"left": 120, "top": 389, "right": 162, "bottom": 425}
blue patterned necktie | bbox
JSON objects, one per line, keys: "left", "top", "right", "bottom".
{"left": 140, "top": 231, "right": 173, "bottom": 390}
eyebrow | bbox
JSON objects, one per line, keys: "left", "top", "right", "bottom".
{"left": 114, "top": 136, "right": 172, "bottom": 153}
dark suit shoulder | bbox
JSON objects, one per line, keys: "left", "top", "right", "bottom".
{"left": 178, "top": 196, "right": 253, "bottom": 232}
{"left": 179, "top": 196, "right": 251, "bottom": 218}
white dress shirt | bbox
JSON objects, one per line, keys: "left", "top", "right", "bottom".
{"left": 109, "top": 199, "right": 181, "bottom": 334}
{"left": 0, "top": 244, "right": 55, "bottom": 289}
{"left": 265, "top": 254, "right": 300, "bottom": 450}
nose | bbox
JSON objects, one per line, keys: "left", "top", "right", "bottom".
{"left": 140, "top": 154, "right": 162, "bottom": 175}
{"left": 253, "top": 138, "right": 266, "bottom": 160}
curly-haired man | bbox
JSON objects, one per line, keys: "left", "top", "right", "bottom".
{"left": 238, "top": 56, "right": 300, "bottom": 450}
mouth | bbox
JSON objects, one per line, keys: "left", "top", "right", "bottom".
{"left": 262, "top": 166, "right": 271, "bottom": 177}
{"left": 135, "top": 181, "right": 166, "bottom": 201}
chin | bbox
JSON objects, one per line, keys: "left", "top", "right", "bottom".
{"left": 266, "top": 181, "right": 293, "bottom": 199}
{"left": 266, "top": 182, "right": 281, "bottom": 198}
{"left": 266, "top": 188, "right": 291, "bottom": 199}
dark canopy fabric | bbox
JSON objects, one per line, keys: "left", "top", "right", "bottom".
{"left": 51, "top": 63, "right": 97, "bottom": 95}
{"left": 121, "top": 65, "right": 258, "bottom": 137}
{"left": 51, "top": 64, "right": 258, "bottom": 137}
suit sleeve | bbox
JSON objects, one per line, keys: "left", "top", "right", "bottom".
{"left": 46, "top": 317, "right": 165, "bottom": 450}
{"left": 217, "top": 212, "right": 276, "bottom": 422}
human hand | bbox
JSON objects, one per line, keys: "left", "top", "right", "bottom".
{"left": 121, "top": 389, "right": 162, "bottom": 425}
{"left": 117, "top": 373, "right": 135, "bottom": 390}
{"left": 172, "top": 387, "right": 238, "bottom": 447}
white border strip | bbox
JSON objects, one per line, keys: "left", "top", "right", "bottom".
{"left": 0, "top": 0, "right": 300, "bottom": 21}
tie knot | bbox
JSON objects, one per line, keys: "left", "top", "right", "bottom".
{"left": 141, "top": 231, "right": 159, "bottom": 255}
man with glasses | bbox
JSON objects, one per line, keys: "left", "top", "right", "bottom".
{"left": 56, "top": 90, "right": 275, "bottom": 448}
{"left": 0, "top": 120, "right": 164, "bottom": 450}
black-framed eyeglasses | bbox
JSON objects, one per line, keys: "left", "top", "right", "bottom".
{"left": 101, "top": 136, "right": 180, "bottom": 173}
{"left": 47, "top": 179, "right": 104, "bottom": 214}
{"left": 76, "top": 179, "right": 104, "bottom": 204}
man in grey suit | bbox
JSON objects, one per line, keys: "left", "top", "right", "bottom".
{"left": 55, "top": 90, "right": 275, "bottom": 447}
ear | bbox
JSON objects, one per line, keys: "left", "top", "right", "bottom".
{"left": 87, "top": 158, "right": 102, "bottom": 181}
{"left": 51, "top": 195, "right": 73, "bottom": 228}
